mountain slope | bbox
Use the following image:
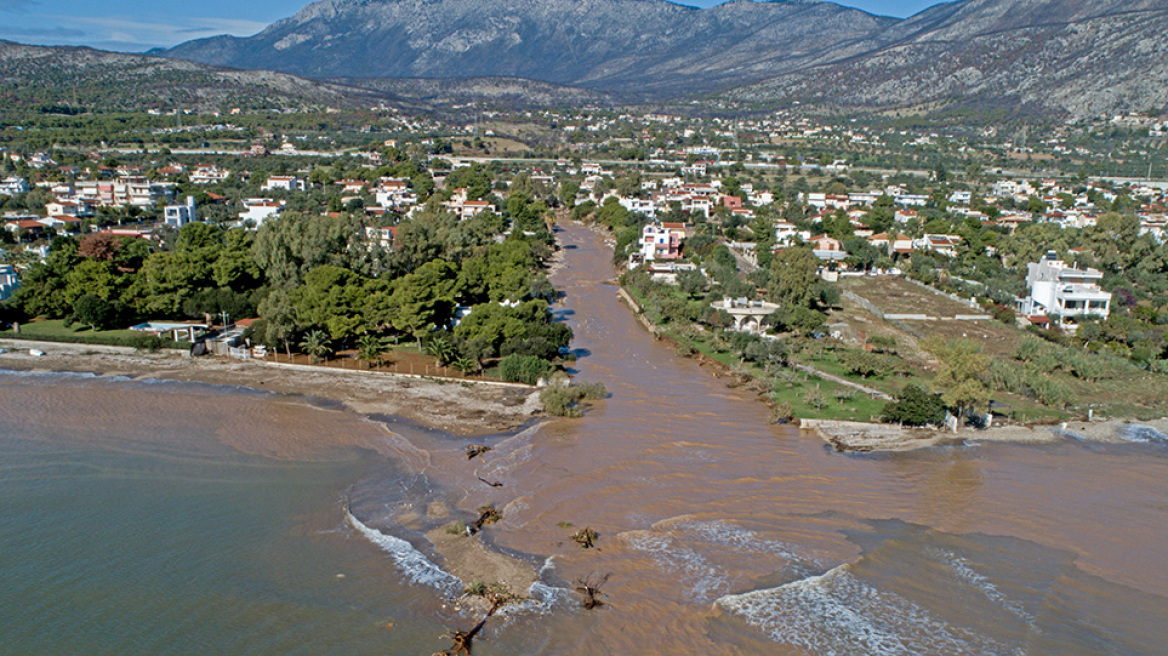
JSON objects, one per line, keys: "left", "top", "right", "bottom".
{"left": 729, "top": 0, "right": 1168, "bottom": 121}
{"left": 161, "top": 0, "right": 896, "bottom": 97}
{"left": 0, "top": 40, "right": 374, "bottom": 112}
{"left": 0, "top": 41, "right": 611, "bottom": 115}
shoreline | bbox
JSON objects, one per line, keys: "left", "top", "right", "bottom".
{"left": 0, "top": 339, "right": 542, "bottom": 437}
{"left": 803, "top": 417, "right": 1168, "bottom": 452}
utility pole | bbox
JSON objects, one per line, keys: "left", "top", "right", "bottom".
{"left": 219, "top": 311, "right": 230, "bottom": 330}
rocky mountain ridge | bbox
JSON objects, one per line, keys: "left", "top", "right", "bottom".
{"left": 161, "top": 0, "right": 896, "bottom": 97}
{"left": 0, "top": 40, "right": 609, "bottom": 114}
{"left": 728, "top": 0, "right": 1168, "bottom": 121}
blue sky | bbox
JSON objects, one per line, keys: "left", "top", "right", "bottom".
{"left": 0, "top": 0, "right": 945, "bottom": 52}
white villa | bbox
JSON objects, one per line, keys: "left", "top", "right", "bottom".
{"left": 1019, "top": 252, "right": 1111, "bottom": 324}
{"left": 164, "top": 197, "right": 198, "bottom": 229}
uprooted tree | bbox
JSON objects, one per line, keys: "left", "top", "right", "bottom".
{"left": 433, "top": 598, "right": 503, "bottom": 656}
{"left": 575, "top": 573, "right": 610, "bottom": 610}
{"left": 573, "top": 527, "right": 598, "bottom": 549}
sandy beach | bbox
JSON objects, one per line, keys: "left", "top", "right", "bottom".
{"left": 0, "top": 339, "right": 542, "bottom": 437}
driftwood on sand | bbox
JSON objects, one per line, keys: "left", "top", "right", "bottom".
{"left": 466, "top": 444, "right": 492, "bottom": 460}
{"left": 468, "top": 504, "right": 502, "bottom": 534}
{"left": 433, "top": 599, "right": 503, "bottom": 656}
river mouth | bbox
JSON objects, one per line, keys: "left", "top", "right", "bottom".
{"left": 334, "top": 220, "right": 1168, "bottom": 654}
{"left": 4, "top": 220, "right": 1168, "bottom": 654}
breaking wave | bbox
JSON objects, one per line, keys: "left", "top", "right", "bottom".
{"left": 622, "top": 531, "right": 730, "bottom": 602}
{"left": 717, "top": 565, "right": 1009, "bottom": 655}
{"left": 927, "top": 547, "right": 1034, "bottom": 624}
{"left": 343, "top": 508, "right": 461, "bottom": 595}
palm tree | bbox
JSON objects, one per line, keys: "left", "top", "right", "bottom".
{"left": 422, "top": 335, "right": 455, "bottom": 366}
{"left": 452, "top": 356, "right": 480, "bottom": 376}
{"left": 299, "top": 329, "right": 333, "bottom": 364}
{"left": 356, "top": 334, "right": 389, "bottom": 369}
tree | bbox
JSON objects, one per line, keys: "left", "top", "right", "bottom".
{"left": 770, "top": 246, "right": 820, "bottom": 310}
{"left": 453, "top": 299, "right": 570, "bottom": 360}
{"left": 77, "top": 233, "right": 122, "bottom": 262}
{"left": 387, "top": 260, "right": 459, "bottom": 346}
{"left": 923, "top": 337, "right": 991, "bottom": 423}
{"left": 423, "top": 334, "right": 456, "bottom": 366}
{"left": 14, "top": 236, "right": 78, "bottom": 318}
{"left": 62, "top": 259, "right": 123, "bottom": 308}
{"left": 299, "top": 329, "right": 333, "bottom": 364}
{"left": 356, "top": 333, "right": 389, "bottom": 369}
{"left": 252, "top": 212, "right": 371, "bottom": 286}
{"left": 677, "top": 268, "right": 706, "bottom": 298}
{"left": 258, "top": 287, "right": 297, "bottom": 359}
{"left": 291, "top": 265, "right": 366, "bottom": 340}
{"left": 71, "top": 293, "right": 123, "bottom": 331}
{"left": 882, "top": 384, "right": 947, "bottom": 426}
{"left": 498, "top": 354, "right": 551, "bottom": 384}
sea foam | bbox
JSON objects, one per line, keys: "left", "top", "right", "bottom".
{"left": 344, "top": 509, "right": 461, "bottom": 594}
{"left": 717, "top": 565, "right": 1008, "bottom": 655}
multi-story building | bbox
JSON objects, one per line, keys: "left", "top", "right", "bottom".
{"left": 0, "top": 263, "right": 18, "bottom": 301}
{"left": 641, "top": 222, "right": 686, "bottom": 261}
{"left": 1019, "top": 252, "right": 1112, "bottom": 324}
{"left": 164, "top": 197, "right": 199, "bottom": 229}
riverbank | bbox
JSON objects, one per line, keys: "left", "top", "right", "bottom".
{"left": 0, "top": 339, "right": 542, "bottom": 437}
{"left": 804, "top": 417, "right": 1168, "bottom": 452}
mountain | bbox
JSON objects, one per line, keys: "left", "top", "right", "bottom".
{"left": 0, "top": 40, "right": 376, "bottom": 113}
{"left": 729, "top": 0, "right": 1168, "bottom": 121}
{"left": 0, "top": 41, "right": 610, "bottom": 115}
{"left": 160, "top": 0, "right": 896, "bottom": 98}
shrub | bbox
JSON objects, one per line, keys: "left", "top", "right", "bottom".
{"left": 839, "top": 350, "right": 885, "bottom": 378}
{"left": 832, "top": 387, "right": 857, "bottom": 403}
{"left": 867, "top": 335, "right": 898, "bottom": 354}
{"left": 1015, "top": 336, "right": 1046, "bottom": 363}
{"left": 498, "top": 354, "right": 552, "bottom": 385}
{"left": 987, "top": 359, "right": 1027, "bottom": 395}
{"left": 881, "top": 384, "right": 947, "bottom": 426}
{"left": 540, "top": 381, "right": 608, "bottom": 417}
{"left": 1028, "top": 374, "right": 1074, "bottom": 407}
{"left": 769, "top": 401, "right": 794, "bottom": 424}
{"left": 802, "top": 386, "right": 827, "bottom": 410}
{"left": 989, "top": 304, "right": 1015, "bottom": 325}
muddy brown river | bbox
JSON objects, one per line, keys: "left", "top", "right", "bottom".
{"left": 3, "top": 219, "right": 1166, "bottom": 655}
{"left": 352, "top": 220, "right": 1168, "bottom": 654}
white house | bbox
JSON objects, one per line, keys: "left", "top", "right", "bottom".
{"left": 261, "top": 175, "right": 305, "bottom": 191}
{"left": 238, "top": 199, "right": 285, "bottom": 228}
{"left": 0, "top": 177, "right": 30, "bottom": 196}
{"left": 164, "top": 196, "right": 199, "bottom": 229}
{"left": 1019, "top": 252, "right": 1111, "bottom": 324}
{"left": 641, "top": 222, "right": 686, "bottom": 261}
{"left": 0, "top": 263, "right": 19, "bottom": 301}
{"left": 915, "top": 234, "right": 963, "bottom": 258}
{"left": 774, "top": 221, "right": 810, "bottom": 247}
{"left": 948, "top": 190, "right": 972, "bottom": 205}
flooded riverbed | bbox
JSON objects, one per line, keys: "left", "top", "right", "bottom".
{"left": 3, "top": 220, "right": 1167, "bottom": 654}
{"left": 426, "top": 221, "right": 1168, "bottom": 653}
